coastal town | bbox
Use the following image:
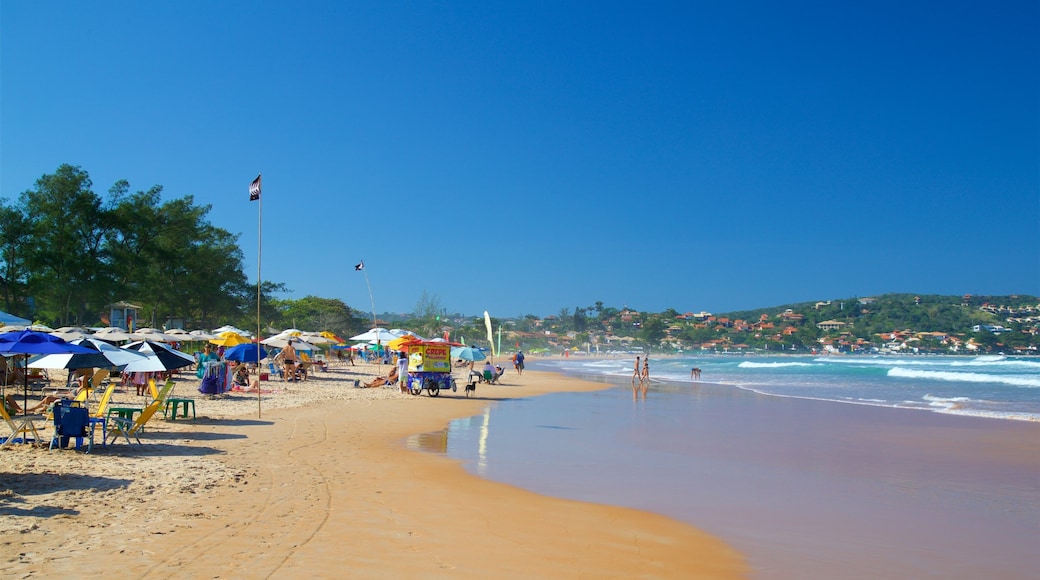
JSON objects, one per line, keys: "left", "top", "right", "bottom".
{"left": 398, "top": 294, "right": 1039, "bottom": 357}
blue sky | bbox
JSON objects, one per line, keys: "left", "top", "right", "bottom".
{"left": 2, "top": 1, "right": 1037, "bottom": 318}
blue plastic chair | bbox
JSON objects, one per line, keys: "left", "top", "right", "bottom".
{"left": 51, "top": 399, "right": 93, "bottom": 453}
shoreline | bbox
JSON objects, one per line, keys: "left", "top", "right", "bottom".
{"left": 1, "top": 362, "right": 748, "bottom": 578}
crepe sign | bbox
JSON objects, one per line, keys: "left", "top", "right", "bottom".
{"left": 407, "top": 344, "right": 451, "bottom": 373}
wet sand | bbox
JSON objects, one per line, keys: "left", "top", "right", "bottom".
{"left": 1, "top": 363, "right": 746, "bottom": 578}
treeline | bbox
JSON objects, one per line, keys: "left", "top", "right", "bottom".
{"left": 0, "top": 164, "right": 366, "bottom": 336}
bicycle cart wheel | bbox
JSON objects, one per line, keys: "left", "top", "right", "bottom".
{"left": 425, "top": 379, "right": 441, "bottom": 397}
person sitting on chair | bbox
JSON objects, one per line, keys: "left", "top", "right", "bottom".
{"left": 4, "top": 394, "right": 25, "bottom": 415}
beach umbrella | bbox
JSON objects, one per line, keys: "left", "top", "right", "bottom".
{"left": 50, "top": 326, "right": 94, "bottom": 341}
{"left": 163, "top": 328, "right": 195, "bottom": 343}
{"left": 121, "top": 340, "right": 196, "bottom": 372}
{"left": 319, "top": 331, "right": 344, "bottom": 343}
{"left": 0, "top": 310, "right": 31, "bottom": 326}
{"left": 387, "top": 335, "right": 425, "bottom": 351}
{"left": 188, "top": 329, "right": 217, "bottom": 340}
{"left": 128, "top": 327, "right": 174, "bottom": 342}
{"left": 261, "top": 336, "right": 320, "bottom": 351}
{"left": 348, "top": 328, "right": 397, "bottom": 342}
{"left": 28, "top": 337, "right": 149, "bottom": 370}
{"left": 209, "top": 331, "right": 251, "bottom": 347}
{"left": 0, "top": 324, "right": 55, "bottom": 333}
{"left": 212, "top": 325, "right": 252, "bottom": 336}
{"left": 298, "top": 332, "right": 333, "bottom": 345}
{"left": 93, "top": 327, "right": 132, "bottom": 342}
{"left": 451, "top": 346, "right": 487, "bottom": 362}
{"left": 224, "top": 343, "right": 268, "bottom": 363}
{"left": 0, "top": 330, "right": 95, "bottom": 415}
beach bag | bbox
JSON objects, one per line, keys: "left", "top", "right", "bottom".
{"left": 198, "top": 373, "right": 221, "bottom": 394}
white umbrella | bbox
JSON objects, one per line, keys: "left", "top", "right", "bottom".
{"left": 50, "top": 326, "right": 94, "bottom": 341}
{"left": 212, "top": 325, "right": 252, "bottom": 337}
{"left": 128, "top": 327, "right": 173, "bottom": 342}
{"left": 0, "top": 324, "right": 55, "bottom": 333}
{"left": 261, "top": 336, "right": 321, "bottom": 351}
{"left": 188, "top": 329, "right": 217, "bottom": 340}
{"left": 163, "top": 328, "right": 194, "bottom": 341}
{"left": 349, "top": 328, "right": 398, "bottom": 342}
{"left": 93, "top": 327, "right": 132, "bottom": 341}
{"left": 297, "top": 332, "right": 333, "bottom": 345}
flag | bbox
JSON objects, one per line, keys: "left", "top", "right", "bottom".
{"left": 354, "top": 260, "right": 364, "bottom": 271}
{"left": 249, "top": 174, "right": 262, "bottom": 201}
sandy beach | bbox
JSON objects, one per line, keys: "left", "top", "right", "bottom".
{"left": 1, "top": 361, "right": 747, "bottom": 578}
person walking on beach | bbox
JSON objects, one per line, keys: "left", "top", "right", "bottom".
{"left": 691, "top": 367, "right": 701, "bottom": 380}
{"left": 641, "top": 358, "right": 649, "bottom": 382}
{"left": 632, "top": 356, "right": 641, "bottom": 384}
{"left": 514, "top": 350, "right": 525, "bottom": 376}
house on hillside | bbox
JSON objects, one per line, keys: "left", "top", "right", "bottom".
{"left": 816, "top": 320, "right": 847, "bottom": 331}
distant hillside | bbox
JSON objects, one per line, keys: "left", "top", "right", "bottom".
{"left": 718, "top": 293, "right": 1038, "bottom": 336}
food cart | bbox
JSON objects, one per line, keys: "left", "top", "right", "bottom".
{"left": 405, "top": 342, "right": 457, "bottom": 397}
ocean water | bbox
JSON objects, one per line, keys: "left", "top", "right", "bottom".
{"left": 559, "top": 354, "right": 1040, "bottom": 421}
{"left": 414, "top": 355, "right": 1040, "bottom": 578}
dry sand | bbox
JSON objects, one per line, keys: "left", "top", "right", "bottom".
{"left": 1, "top": 361, "right": 747, "bottom": 578}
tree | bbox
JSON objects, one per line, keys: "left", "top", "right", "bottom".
{"left": 640, "top": 317, "right": 668, "bottom": 345}
{"left": 19, "top": 164, "right": 109, "bottom": 325}
{"left": 0, "top": 200, "right": 31, "bottom": 315}
{"left": 573, "top": 306, "right": 588, "bottom": 332}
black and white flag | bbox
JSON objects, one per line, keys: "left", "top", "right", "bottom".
{"left": 355, "top": 260, "right": 365, "bottom": 271}
{"left": 249, "top": 174, "right": 262, "bottom": 201}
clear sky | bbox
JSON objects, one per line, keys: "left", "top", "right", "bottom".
{"left": 2, "top": 1, "right": 1037, "bottom": 319}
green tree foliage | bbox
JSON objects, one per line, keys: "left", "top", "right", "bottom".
{"left": 0, "top": 165, "right": 302, "bottom": 329}
{"left": 272, "top": 296, "right": 362, "bottom": 337}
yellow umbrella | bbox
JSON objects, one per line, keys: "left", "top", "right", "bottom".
{"left": 319, "top": 331, "right": 344, "bottom": 343}
{"left": 387, "top": 335, "right": 424, "bottom": 351}
{"left": 209, "top": 331, "right": 251, "bottom": 347}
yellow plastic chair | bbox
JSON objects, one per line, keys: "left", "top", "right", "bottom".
{"left": 92, "top": 382, "right": 117, "bottom": 420}
{"left": 0, "top": 400, "right": 42, "bottom": 449}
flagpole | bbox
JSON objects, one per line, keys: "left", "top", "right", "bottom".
{"left": 256, "top": 181, "right": 262, "bottom": 418}
{"left": 251, "top": 173, "right": 263, "bottom": 418}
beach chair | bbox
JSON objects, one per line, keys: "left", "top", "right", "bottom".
{"left": 50, "top": 399, "right": 93, "bottom": 452}
{"left": 87, "top": 382, "right": 118, "bottom": 446}
{"left": 106, "top": 397, "right": 164, "bottom": 445}
{"left": 0, "top": 400, "right": 42, "bottom": 449}
{"left": 268, "top": 362, "right": 284, "bottom": 380}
